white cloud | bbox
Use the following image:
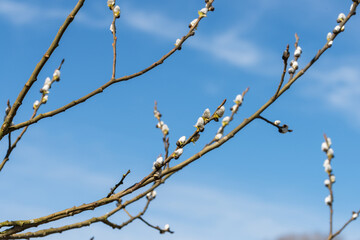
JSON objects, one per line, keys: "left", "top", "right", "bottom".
{"left": 123, "top": 6, "right": 264, "bottom": 69}
{"left": 123, "top": 6, "right": 185, "bottom": 40}
{"left": 0, "top": 0, "right": 67, "bottom": 25}
{"left": 190, "top": 30, "right": 261, "bottom": 68}
{"left": 308, "top": 66, "right": 360, "bottom": 125}
{"left": 0, "top": 1, "right": 268, "bottom": 70}
{"left": 75, "top": 12, "right": 110, "bottom": 29}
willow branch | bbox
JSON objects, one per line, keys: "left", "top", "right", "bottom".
{"left": 138, "top": 217, "right": 174, "bottom": 234}
{"left": 288, "top": 33, "right": 300, "bottom": 80}
{"left": 106, "top": 170, "right": 131, "bottom": 198}
{"left": 7, "top": 3, "right": 215, "bottom": 134}
{"left": 153, "top": 102, "right": 170, "bottom": 166}
{"left": 3, "top": 206, "right": 123, "bottom": 239}
{"left": 1, "top": 179, "right": 163, "bottom": 239}
{"left": 328, "top": 186, "right": 334, "bottom": 238}
{"left": 275, "top": 44, "right": 289, "bottom": 98}
{"left": 111, "top": 16, "right": 117, "bottom": 79}
{"left": 332, "top": 210, "right": 360, "bottom": 239}
{"left": 0, "top": 0, "right": 85, "bottom": 140}
{"left": 0, "top": 60, "right": 65, "bottom": 173}
{"left": 146, "top": 2, "right": 359, "bottom": 185}
{"left": 205, "top": 88, "right": 249, "bottom": 147}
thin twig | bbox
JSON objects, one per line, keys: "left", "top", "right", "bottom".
{"left": 153, "top": 102, "right": 170, "bottom": 167}
{"left": 102, "top": 200, "right": 151, "bottom": 230}
{"left": 111, "top": 17, "right": 117, "bottom": 80}
{"left": 288, "top": 33, "right": 300, "bottom": 80}
{"left": 123, "top": 208, "right": 132, "bottom": 218}
{"left": 274, "top": 44, "right": 289, "bottom": 98}
{"left": 204, "top": 88, "right": 249, "bottom": 148}
{"left": 323, "top": 133, "right": 334, "bottom": 239}
{"left": 138, "top": 217, "right": 174, "bottom": 234}
{"left": 106, "top": 170, "right": 131, "bottom": 198}
{"left": 329, "top": 187, "right": 334, "bottom": 238}
{"left": 257, "top": 115, "right": 273, "bottom": 125}
{"left": 332, "top": 210, "right": 360, "bottom": 239}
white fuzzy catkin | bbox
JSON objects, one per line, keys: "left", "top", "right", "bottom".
{"left": 325, "top": 195, "right": 332, "bottom": 205}
{"left": 202, "top": 108, "right": 211, "bottom": 119}
{"left": 113, "top": 5, "right": 121, "bottom": 18}
{"left": 195, "top": 117, "right": 205, "bottom": 129}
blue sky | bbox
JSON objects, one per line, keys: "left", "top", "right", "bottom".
{"left": 0, "top": 0, "right": 360, "bottom": 240}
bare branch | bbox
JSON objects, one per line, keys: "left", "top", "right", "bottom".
{"left": 139, "top": 217, "right": 174, "bottom": 234}
{"left": 102, "top": 200, "right": 151, "bottom": 230}
{"left": 111, "top": 16, "right": 117, "bottom": 79}
{"left": 274, "top": 44, "right": 289, "bottom": 98}
{"left": 0, "top": 179, "right": 163, "bottom": 239}
{"left": 257, "top": 115, "right": 293, "bottom": 134}
{"left": 332, "top": 210, "right": 360, "bottom": 239}
{"left": 106, "top": 170, "right": 131, "bottom": 198}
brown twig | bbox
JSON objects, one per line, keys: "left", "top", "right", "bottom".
{"left": 138, "top": 217, "right": 174, "bottom": 234}
{"left": 328, "top": 185, "right": 334, "bottom": 238}
{"left": 332, "top": 210, "right": 360, "bottom": 239}
{"left": 204, "top": 88, "right": 249, "bottom": 147}
{"left": 322, "top": 133, "right": 334, "bottom": 239}
{"left": 274, "top": 44, "right": 289, "bottom": 98}
{"left": 288, "top": 33, "right": 300, "bottom": 80}
{"left": 0, "top": 130, "right": 12, "bottom": 171}
{"left": 153, "top": 102, "right": 170, "bottom": 167}
{"left": 111, "top": 16, "right": 117, "bottom": 79}
{"left": 257, "top": 115, "right": 293, "bottom": 133}
{"left": 0, "top": 106, "right": 39, "bottom": 172}
{"left": 106, "top": 170, "right": 131, "bottom": 198}
{"left": 102, "top": 200, "right": 151, "bottom": 230}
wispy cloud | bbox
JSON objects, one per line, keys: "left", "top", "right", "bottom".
{"left": 190, "top": 30, "right": 261, "bottom": 68}
{"left": 0, "top": 0, "right": 67, "bottom": 25}
{"left": 307, "top": 66, "right": 360, "bottom": 125}
{"left": 0, "top": 1, "right": 270, "bottom": 70}
{"left": 123, "top": 6, "right": 266, "bottom": 69}
{"left": 122, "top": 5, "right": 281, "bottom": 71}
{"left": 123, "top": 5, "right": 185, "bottom": 40}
